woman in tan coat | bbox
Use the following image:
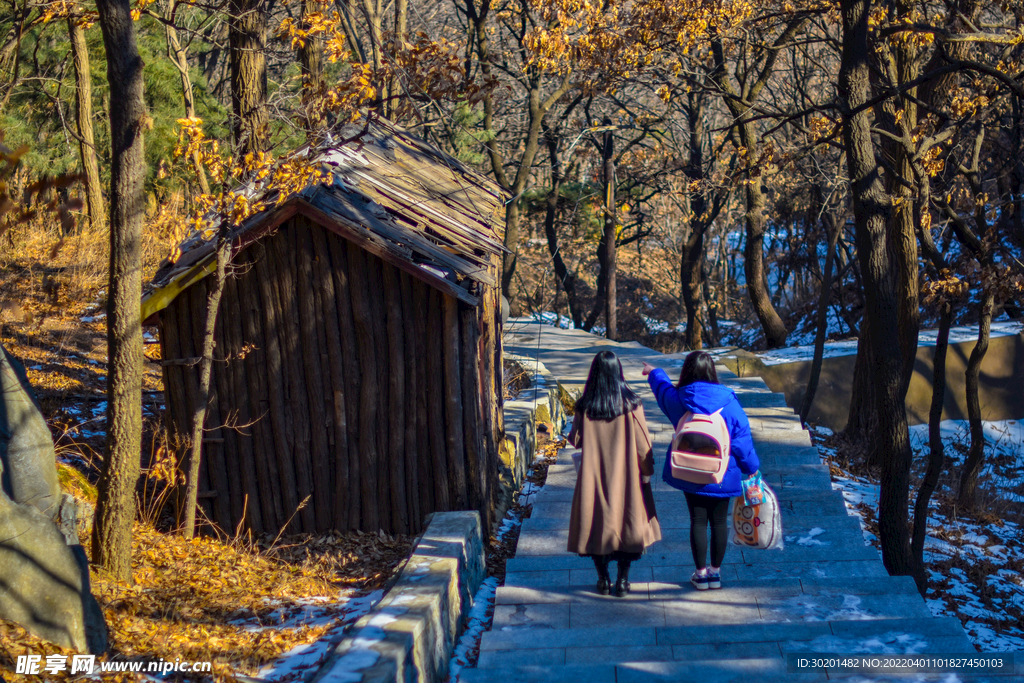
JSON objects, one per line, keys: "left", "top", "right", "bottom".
{"left": 567, "top": 350, "right": 661, "bottom": 597}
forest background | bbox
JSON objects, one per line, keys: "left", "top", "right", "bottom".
{"left": 0, "top": 0, "right": 1023, "bottom": 658}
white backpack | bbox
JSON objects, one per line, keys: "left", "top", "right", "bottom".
{"left": 669, "top": 410, "right": 731, "bottom": 484}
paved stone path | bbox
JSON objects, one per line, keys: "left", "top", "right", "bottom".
{"left": 461, "top": 321, "right": 992, "bottom": 683}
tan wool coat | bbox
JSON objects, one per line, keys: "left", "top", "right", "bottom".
{"left": 566, "top": 406, "right": 662, "bottom": 555}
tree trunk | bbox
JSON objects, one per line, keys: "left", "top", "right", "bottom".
{"left": 359, "top": 0, "right": 386, "bottom": 113}
{"left": 298, "top": 0, "right": 324, "bottom": 133}
{"left": 910, "top": 301, "right": 951, "bottom": 594}
{"left": 800, "top": 213, "right": 840, "bottom": 424}
{"left": 743, "top": 175, "right": 787, "bottom": 348}
{"left": 164, "top": 0, "right": 210, "bottom": 194}
{"left": 680, "top": 228, "right": 705, "bottom": 349}
{"left": 541, "top": 120, "right": 583, "bottom": 327}
{"left": 68, "top": 17, "right": 105, "bottom": 231}
{"left": 229, "top": 0, "right": 268, "bottom": 157}
{"left": 679, "top": 92, "right": 724, "bottom": 350}
{"left": 602, "top": 120, "right": 616, "bottom": 340}
{"left": 91, "top": 0, "right": 146, "bottom": 582}
{"left": 182, "top": 234, "right": 229, "bottom": 537}
{"left": 839, "top": 0, "right": 912, "bottom": 577}
{"left": 957, "top": 288, "right": 995, "bottom": 509}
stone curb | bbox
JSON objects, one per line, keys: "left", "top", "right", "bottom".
{"left": 309, "top": 511, "right": 486, "bottom": 683}
{"left": 495, "top": 355, "right": 569, "bottom": 526}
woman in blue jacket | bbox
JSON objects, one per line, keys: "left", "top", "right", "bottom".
{"left": 642, "top": 351, "right": 760, "bottom": 590}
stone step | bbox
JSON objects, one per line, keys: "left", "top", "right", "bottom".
{"left": 514, "top": 521, "right": 867, "bottom": 557}
{"left": 491, "top": 580, "right": 929, "bottom": 632}
{"left": 529, "top": 489, "right": 850, "bottom": 521}
{"left": 505, "top": 558, "right": 890, "bottom": 588}
{"left": 478, "top": 614, "right": 971, "bottom": 667}
{"left": 496, "top": 575, "right": 919, "bottom": 607}
{"left": 505, "top": 541, "right": 882, "bottom": 576}
{"left": 519, "top": 508, "right": 864, "bottom": 532}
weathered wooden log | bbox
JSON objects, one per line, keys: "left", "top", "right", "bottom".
{"left": 426, "top": 287, "right": 451, "bottom": 511}
{"left": 253, "top": 241, "right": 302, "bottom": 530}
{"left": 347, "top": 242, "right": 381, "bottom": 531}
{"left": 221, "top": 269, "right": 263, "bottom": 535}
{"left": 400, "top": 270, "right": 421, "bottom": 530}
{"left": 158, "top": 310, "right": 188, "bottom": 476}
{"left": 174, "top": 283, "right": 213, "bottom": 524}
{"left": 478, "top": 277, "right": 499, "bottom": 513}
{"left": 459, "top": 304, "right": 485, "bottom": 521}
{"left": 237, "top": 247, "right": 283, "bottom": 532}
{"left": 189, "top": 280, "right": 234, "bottom": 531}
{"left": 411, "top": 278, "right": 434, "bottom": 517}
{"left": 273, "top": 226, "right": 316, "bottom": 533}
{"left": 294, "top": 220, "right": 333, "bottom": 531}
{"left": 205, "top": 279, "right": 246, "bottom": 531}
{"left": 312, "top": 225, "right": 352, "bottom": 531}
{"left": 326, "top": 231, "right": 361, "bottom": 529}
{"left": 442, "top": 294, "right": 468, "bottom": 510}
{"left": 364, "top": 252, "right": 392, "bottom": 532}
{"left": 382, "top": 262, "right": 409, "bottom": 533}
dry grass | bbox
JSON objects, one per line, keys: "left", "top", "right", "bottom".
{"left": 0, "top": 521, "right": 414, "bottom": 681}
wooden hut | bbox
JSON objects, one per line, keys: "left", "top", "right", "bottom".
{"left": 142, "top": 119, "right": 507, "bottom": 536}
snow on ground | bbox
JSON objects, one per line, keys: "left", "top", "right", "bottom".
{"left": 759, "top": 321, "right": 1024, "bottom": 366}
{"left": 447, "top": 577, "right": 499, "bottom": 681}
{"left": 252, "top": 590, "right": 384, "bottom": 682}
{"left": 813, "top": 422, "right": 1024, "bottom": 652}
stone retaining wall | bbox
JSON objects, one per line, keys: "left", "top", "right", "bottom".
{"left": 496, "top": 355, "right": 568, "bottom": 526}
{"left": 723, "top": 332, "right": 1024, "bottom": 431}
{"left": 310, "top": 511, "right": 486, "bottom": 683}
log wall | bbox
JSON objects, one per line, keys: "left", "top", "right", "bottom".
{"left": 159, "top": 217, "right": 502, "bottom": 535}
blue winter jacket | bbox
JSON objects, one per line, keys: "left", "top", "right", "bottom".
{"left": 647, "top": 368, "right": 760, "bottom": 497}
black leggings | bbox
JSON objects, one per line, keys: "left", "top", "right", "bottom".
{"left": 684, "top": 492, "right": 730, "bottom": 569}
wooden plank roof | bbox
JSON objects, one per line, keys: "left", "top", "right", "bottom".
{"left": 143, "top": 117, "right": 508, "bottom": 319}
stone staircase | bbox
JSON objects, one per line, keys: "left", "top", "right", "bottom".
{"left": 459, "top": 322, "right": 986, "bottom": 682}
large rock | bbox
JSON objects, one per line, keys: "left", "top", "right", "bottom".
{"left": 0, "top": 344, "right": 61, "bottom": 518}
{"left": 0, "top": 485, "right": 108, "bottom": 653}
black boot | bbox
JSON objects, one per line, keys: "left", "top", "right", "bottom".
{"left": 593, "top": 556, "right": 611, "bottom": 595}
{"left": 614, "top": 560, "right": 632, "bottom": 597}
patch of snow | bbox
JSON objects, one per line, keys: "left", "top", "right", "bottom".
{"left": 792, "top": 631, "right": 930, "bottom": 655}
{"left": 757, "top": 321, "right": 1023, "bottom": 366}
{"left": 520, "top": 311, "right": 574, "bottom": 329}
{"left": 254, "top": 590, "right": 382, "bottom": 682}
{"left": 790, "top": 527, "right": 828, "bottom": 547}
{"left": 448, "top": 577, "right": 499, "bottom": 681}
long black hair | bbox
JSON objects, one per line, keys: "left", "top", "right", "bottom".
{"left": 677, "top": 350, "right": 719, "bottom": 387}
{"left": 575, "top": 350, "right": 642, "bottom": 420}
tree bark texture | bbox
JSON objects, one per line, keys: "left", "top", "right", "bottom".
{"left": 68, "top": 17, "right": 105, "bottom": 231}
{"left": 229, "top": 0, "right": 268, "bottom": 157}
{"left": 92, "top": 0, "right": 146, "bottom": 582}
{"left": 839, "top": 0, "right": 913, "bottom": 577}
{"left": 158, "top": 222, "right": 498, "bottom": 534}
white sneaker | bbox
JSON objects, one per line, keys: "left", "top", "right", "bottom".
{"left": 690, "top": 571, "right": 709, "bottom": 590}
